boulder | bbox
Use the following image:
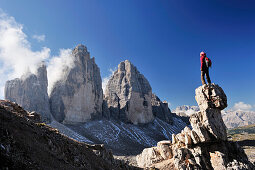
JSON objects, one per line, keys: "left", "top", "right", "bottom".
{"left": 157, "top": 140, "right": 173, "bottom": 160}
{"left": 136, "top": 147, "right": 163, "bottom": 168}
{"left": 104, "top": 60, "right": 154, "bottom": 124}
{"left": 5, "top": 62, "right": 51, "bottom": 122}
{"left": 49, "top": 44, "right": 103, "bottom": 124}
{"left": 195, "top": 83, "right": 227, "bottom": 111}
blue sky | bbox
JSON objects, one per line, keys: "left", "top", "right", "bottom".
{"left": 0, "top": 0, "right": 254, "bottom": 110}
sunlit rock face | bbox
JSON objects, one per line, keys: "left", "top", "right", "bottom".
{"left": 193, "top": 83, "right": 228, "bottom": 141}
{"left": 5, "top": 62, "right": 52, "bottom": 122}
{"left": 104, "top": 60, "right": 154, "bottom": 124}
{"left": 49, "top": 44, "right": 103, "bottom": 124}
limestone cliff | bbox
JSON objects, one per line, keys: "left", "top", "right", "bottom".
{"left": 151, "top": 94, "right": 173, "bottom": 124}
{"left": 104, "top": 60, "right": 154, "bottom": 124}
{"left": 4, "top": 62, "right": 51, "bottom": 122}
{"left": 49, "top": 44, "right": 103, "bottom": 124}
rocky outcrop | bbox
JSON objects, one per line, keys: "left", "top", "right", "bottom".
{"left": 192, "top": 84, "right": 228, "bottom": 141}
{"left": 151, "top": 94, "right": 173, "bottom": 124}
{"left": 195, "top": 84, "right": 227, "bottom": 111}
{"left": 4, "top": 62, "right": 51, "bottom": 122}
{"left": 49, "top": 44, "right": 103, "bottom": 124}
{"left": 136, "top": 84, "right": 254, "bottom": 169}
{"left": 104, "top": 60, "right": 154, "bottom": 124}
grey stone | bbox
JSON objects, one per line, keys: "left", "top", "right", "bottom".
{"left": 104, "top": 60, "right": 154, "bottom": 124}
{"left": 151, "top": 93, "right": 173, "bottom": 124}
{"left": 157, "top": 140, "right": 173, "bottom": 159}
{"left": 189, "top": 84, "right": 228, "bottom": 142}
{"left": 195, "top": 83, "right": 227, "bottom": 111}
{"left": 102, "top": 99, "right": 111, "bottom": 119}
{"left": 5, "top": 62, "right": 51, "bottom": 122}
{"left": 136, "top": 147, "right": 163, "bottom": 168}
{"left": 189, "top": 112, "right": 211, "bottom": 142}
{"left": 190, "top": 130, "right": 200, "bottom": 144}
{"left": 49, "top": 44, "right": 103, "bottom": 124}
{"left": 172, "top": 134, "right": 177, "bottom": 144}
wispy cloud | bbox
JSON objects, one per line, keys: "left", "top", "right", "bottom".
{"left": 102, "top": 68, "right": 115, "bottom": 93}
{"left": 0, "top": 11, "right": 50, "bottom": 98}
{"left": 32, "top": 34, "right": 45, "bottom": 42}
{"left": 0, "top": 10, "right": 75, "bottom": 99}
{"left": 232, "top": 102, "right": 253, "bottom": 111}
{"left": 47, "top": 48, "right": 73, "bottom": 94}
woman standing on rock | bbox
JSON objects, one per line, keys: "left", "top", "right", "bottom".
{"left": 200, "top": 51, "right": 212, "bottom": 85}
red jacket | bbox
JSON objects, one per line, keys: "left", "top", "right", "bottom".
{"left": 200, "top": 55, "right": 207, "bottom": 71}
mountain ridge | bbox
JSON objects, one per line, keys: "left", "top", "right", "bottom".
{"left": 173, "top": 105, "right": 255, "bottom": 129}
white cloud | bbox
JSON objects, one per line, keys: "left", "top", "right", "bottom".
{"left": 102, "top": 68, "right": 115, "bottom": 93}
{"left": 233, "top": 102, "right": 252, "bottom": 111}
{"left": 0, "top": 11, "right": 76, "bottom": 98}
{"left": 47, "top": 48, "right": 73, "bottom": 94}
{"left": 0, "top": 11, "right": 50, "bottom": 98}
{"left": 32, "top": 34, "right": 45, "bottom": 42}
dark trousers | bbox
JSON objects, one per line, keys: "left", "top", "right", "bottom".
{"left": 201, "top": 69, "right": 211, "bottom": 85}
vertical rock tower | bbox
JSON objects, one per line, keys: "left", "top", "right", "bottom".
{"left": 151, "top": 93, "right": 173, "bottom": 124}
{"left": 5, "top": 62, "right": 52, "bottom": 122}
{"left": 50, "top": 44, "right": 103, "bottom": 124}
{"left": 137, "top": 84, "right": 254, "bottom": 169}
{"left": 105, "top": 60, "right": 154, "bottom": 124}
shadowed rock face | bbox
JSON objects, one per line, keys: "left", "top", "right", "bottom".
{"left": 136, "top": 84, "right": 254, "bottom": 169}
{"left": 104, "top": 60, "right": 154, "bottom": 124}
{"left": 4, "top": 62, "right": 51, "bottom": 122}
{"left": 49, "top": 44, "right": 103, "bottom": 124}
{"left": 151, "top": 94, "right": 173, "bottom": 124}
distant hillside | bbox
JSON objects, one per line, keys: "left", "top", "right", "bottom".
{"left": 173, "top": 105, "right": 255, "bottom": 129}
{"left": 228, "top": 124, "right": 255, "bottom": 135}
{"left": 173, "top": 105, "right": 199, "bottom": 117}
{"left": 222, "top": 110, "right": 255, "bottom": 128}
{"left": 228, "top": 124, "right": 255, "bottom": 163}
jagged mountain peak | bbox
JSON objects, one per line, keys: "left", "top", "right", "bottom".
{"left": 71, "top": 44, "right": 91, "bottom": 62}
{"left": 105, "top": 60, "right": 154, "bottom": 124}
{"left": 73, "top": 44, "right": 88, "bottom": 53}
{"left": 50, "top": 44, "right": 103, "bottom": 124}
{"left": 5, "top": 62, "right": 51, "bottom": 122}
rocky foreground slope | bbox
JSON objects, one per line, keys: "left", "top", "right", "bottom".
{"left": 0, "top": 100, "right": 139, "bottom": 170}
{"left": 136, "top": 84, "right": 254, "bottom": 169}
